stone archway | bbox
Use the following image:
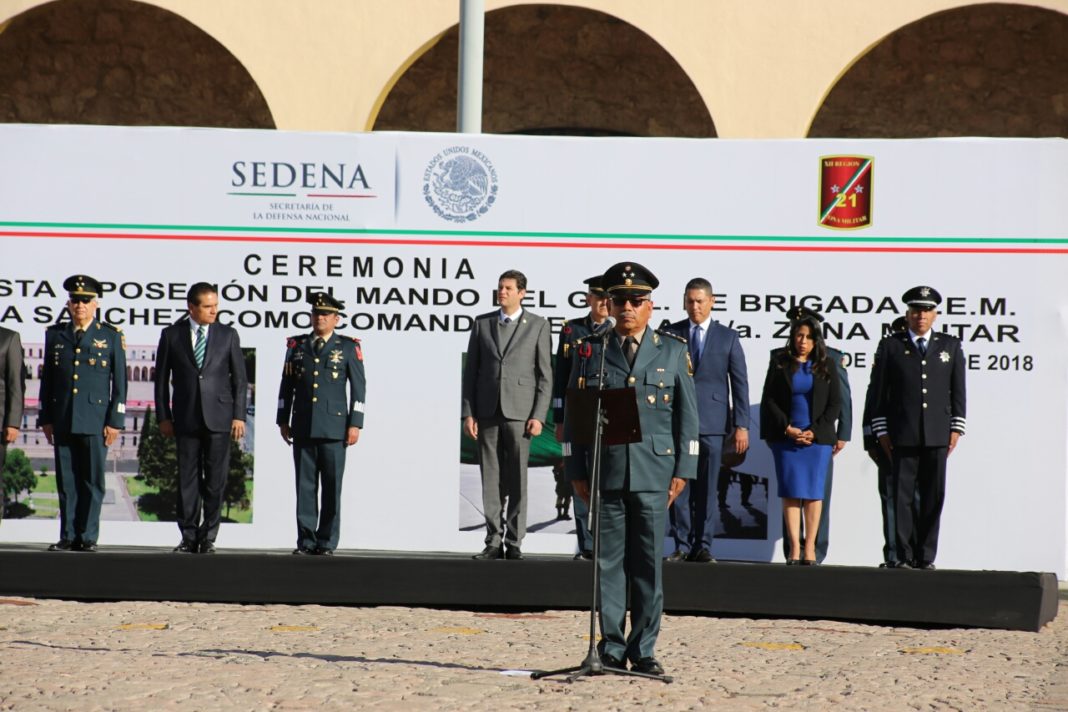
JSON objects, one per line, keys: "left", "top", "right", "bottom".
{"left": 373, "top": 3, "right": 715, "bottom": 137}
{"left": 0, "top": 0, "right": 274, "bottom": 128}
{"left": 809, "top": 3, "right": 1068, "bottom": 137}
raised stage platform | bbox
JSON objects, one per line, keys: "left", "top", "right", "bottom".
{"left": 0, "top": 545, "right": 1057, "bottom": 632}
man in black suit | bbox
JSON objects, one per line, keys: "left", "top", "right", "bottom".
{"left": 0, "top": 325, "right": 25, "bottom": 522}
{"left": 154, "top": 283, "right": 248, "bottom": 554}
{"left": 869, "top": 286, "right": 966, "bottom": 570}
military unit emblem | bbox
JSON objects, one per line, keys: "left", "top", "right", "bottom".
{"left": 818, "top": 155, "right": 873, "bottom": 230}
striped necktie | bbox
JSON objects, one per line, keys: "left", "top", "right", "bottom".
{"left": 194, "top": 325, "right": 206, "bottom": 368}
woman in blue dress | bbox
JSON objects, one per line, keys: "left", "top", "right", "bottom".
{"left": 760, "top": 316, "right": 842, "bottom": 565}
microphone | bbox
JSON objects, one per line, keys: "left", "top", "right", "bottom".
{"left": 595, "top": 316, "right": 616, "bottom": 340}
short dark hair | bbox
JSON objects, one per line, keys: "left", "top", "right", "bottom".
{"left": 498, "top": 270, "right": 527, "bottom": 291}
{"left": 684, "top": 278, "right": 713, "bottom": 296}
{"left": 187, "top": 282, "right": 218, "bottom": 306}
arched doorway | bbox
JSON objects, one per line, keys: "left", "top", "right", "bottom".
{"left": 373, "top": 3, "right": 715, "bottom": 137}
{"left": 0, "top": 0, "right": 274, "bottom": 128}
{"left": 809, "top": 3, "right": 1068, "bottom": 137}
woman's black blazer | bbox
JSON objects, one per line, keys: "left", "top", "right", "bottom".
{"left": 760, "top": 353, "right": 842, "bottom": 444}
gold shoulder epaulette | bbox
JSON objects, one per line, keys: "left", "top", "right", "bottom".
{"left": 656, "top": 329, "right": 687, "bottom": 344}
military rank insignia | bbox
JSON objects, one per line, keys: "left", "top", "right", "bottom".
{"left": 819, "top": 155, "right": 873, "bottom": 230}
{"left": 329, "top": 349, "right": 343, "bottom": 365}
{"left": 92, "top": 338, "right": 107, "bottom": 349}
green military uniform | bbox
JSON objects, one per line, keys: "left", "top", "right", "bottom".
{"left": 276, "top": 296, "right": 366, "bottom": 554}
{"left": 552, "top": 312, "right": 607, "bottom": 553}
{"left": 38, "top": 277, "right": 127, "bottom": 549}
{"left": 564, "top": 264, "right": 699, "bottom": 669}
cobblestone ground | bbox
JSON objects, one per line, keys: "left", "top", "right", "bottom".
{"left": 1, "top": 598, "right": 1065, "bottom": 711}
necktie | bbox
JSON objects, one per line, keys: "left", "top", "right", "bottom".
{"left": 625, "top": 336, "right": 638, "bottom": 367}
{"left": 314, "top": 337, "right": 325, "bottom": 354}
{"left": 194, "top": 325, "right": 206, "bottom": 368}
{"left": 74, "top": 328, "right": 84, "bottom": 343}
{"left": 502, "top": 316, "right": 511, "bottom": 325}
{"left": 917, "top": 337, "right": 927, "bottom": 355}
{"left": 690, "top": 324, "right": 703, "bottom": 369}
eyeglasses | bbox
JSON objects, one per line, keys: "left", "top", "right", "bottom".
{"left": 69, "top": 296, "right": 93, "bottom": 304}
{"left": 611, "top": 296, "right": 650, "bottom": 308}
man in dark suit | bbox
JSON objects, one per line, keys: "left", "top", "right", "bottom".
{"left": 773, "top": 306, "right": 852, "bottom": 564}
{"left": 154, "top": 282, "right": 247, "bottom": 554}
{"left": 277, "top": 292, "right": 366, "bottom": 555}
{"left": 565, "top": 262, "right": 698, "bottom": 676}
{"left": 462, "top": 269, "right": 552, "bottom": 561}
{"left": 665, "top": 277, "right": 749, "bottom": 563}
{"left": 39, "top": 275, "right": 127, "bottom": 552}
{"left": 862, "top": 315, "right": 908, "bottom": 567}
{"left": 870, "top": 286, "right": 966, "bottom": 570}
{"left": 0, "top": 325, "right": 25, "bottom": 522}
{"left": 552, "top": 275, "right": 610, "bottom": 559}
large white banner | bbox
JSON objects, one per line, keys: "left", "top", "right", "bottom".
{"left": 0, "top": 125, "right": 1064, "bottom": 576}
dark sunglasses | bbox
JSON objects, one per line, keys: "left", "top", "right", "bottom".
{"left": 611, "top": 296, "right": 649, "bottom": 308}
{"left": 69, "top": 296, "right": 93, "bottom": 304}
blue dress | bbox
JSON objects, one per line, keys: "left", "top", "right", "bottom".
{"left": 770, "top": 361, "right": 832, "bottom": 500}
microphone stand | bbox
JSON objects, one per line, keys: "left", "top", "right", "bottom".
{"left": 531, "top": 329, "right": 671, "bottom": 684}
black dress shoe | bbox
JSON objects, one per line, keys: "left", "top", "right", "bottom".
{"left": 315, "top": 547, "right": 334, "bottom": 556}
{"left": 199, "top": 541, "right": 216, "bottom": 554}
{"left": 504, "top": 545, "right": 523, "bottom": 560}
{"left": 786, "top": 559, "right": 801, "bottom": 566}
{"left": 48, "top": 539, "right": 74, "bottom": 552}
{"left": 917, "top": 561, "right": 936, "bottom": 570}
{"left": 173, "top": 541, "right": 197, "bottom": 553}
{"left": 292, "top": 547, "right": 314, "bottom": 555}
{"left": 894, "top": 561, "right": 913, "bottom": 569}
{"left": 600, "top": 653, "right": 625, "bottom": 669}
{"left": 688, "top": 548, "right": 716, "bottom": 563}
{"left": 632, "top": 657, "right": 665, "bottom": 675}
{"left": 77, "top": 541, "right": 98, "bottom": 553}
{"left": 472, "top": 545, "right": 502, "bottom": 560}
{"left": 665, "top": 550, "right": 688, "bottom": 563}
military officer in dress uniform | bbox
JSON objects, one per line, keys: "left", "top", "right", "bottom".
{"left": 38, "top": 275, "right": 127, "bottom": 552}
{"left": 862, "top": 315, "right": 909, "bottom": 566}
{"left": 564, "top": 262, "right": 699, "bottom": 677}
{"left": 772, "top": 306, "right": 852, "bottom": 564}
{"left": 869, "top": 287, "right": 966, "bottom": 570}
{"left": 277, "top": 292, "right": 366, "bottom": 555}
{"left": 552, "top": 275, "right": 610, "bottom": 559}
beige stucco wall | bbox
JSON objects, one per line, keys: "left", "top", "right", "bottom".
{"left": 2, "top": 0, "right": 1066, "bottom": 136}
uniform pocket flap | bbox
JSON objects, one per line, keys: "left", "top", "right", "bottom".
{"left": 651, "top": 433, "right": 676, "bottom": 455}
{"left": 645, "top": 370, "right": 674, "bottom": 386}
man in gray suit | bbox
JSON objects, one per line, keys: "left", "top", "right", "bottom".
{"left": 462, "top": 269, "right": 552, "bottom": 560}
{"left": 0, "top": 326, "right": 24, "bottom": 522}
